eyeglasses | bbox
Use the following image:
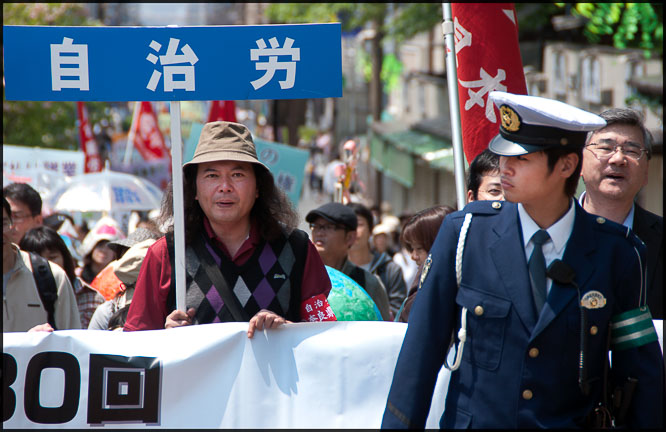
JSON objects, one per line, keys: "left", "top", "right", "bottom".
{"left": 309, "top": 222, "right": 344, "bottom": 233}
{"left": 478, "top": 188, "right": 504, "bottom": 198}
{"left": 585, "top": 142, "right": 647, "bottom": 161}
{"left": 3, "top": 219, "right": 13, "bottom": 232}
{"left": 10, "top": 211, "right": 36, "bottom": 223}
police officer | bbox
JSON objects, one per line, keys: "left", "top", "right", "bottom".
{"left": 381, "top": 91, "right": 664, "bottom": 429}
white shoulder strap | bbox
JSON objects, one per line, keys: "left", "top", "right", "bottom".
{"left": 445, "top": 212, "right": 472, "bottom": 371}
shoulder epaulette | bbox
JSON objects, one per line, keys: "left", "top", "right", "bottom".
{"left": 461, "top": 200, "right": 506, "bottom": 216}
{"left": 591, "top": 215, "right": 646, "bottom": 249}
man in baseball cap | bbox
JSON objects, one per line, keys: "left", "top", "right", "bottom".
{"left": 306, "top": 202, "right": 391, "bottom": 320}
{"left": 125, "top": 121, "right": 334, "bottom": 335}
{"left": 383, "top": 92, "right": 663, "bottom": 429}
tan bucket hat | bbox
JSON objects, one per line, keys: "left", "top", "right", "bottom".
{"left": 183, "top": 121, "right": 269, "bottom": 171}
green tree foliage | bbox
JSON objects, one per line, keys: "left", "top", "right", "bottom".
{"left": 556, "top": 3, "right": 662, "bottom": 58}
{"left": 385, "top": 3, "right": 440, "bottom": 43}
{"left": 3, "top": 3, "right": 109, "bottom": 150}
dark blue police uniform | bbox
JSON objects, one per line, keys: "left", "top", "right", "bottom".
{"left": 382, "top": 200, "right": 664, "bottom": 428}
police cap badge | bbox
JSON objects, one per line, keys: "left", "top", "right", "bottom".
{"left": 488, "top": 91, "right": 607, "bottom": 156}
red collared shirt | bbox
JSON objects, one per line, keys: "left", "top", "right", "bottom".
{"left": 124, "top": 218, "right": 331, "bottom": 331}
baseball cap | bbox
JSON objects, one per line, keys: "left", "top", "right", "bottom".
{"left": 306, "top": 202, "right": 358, "bottom": 230}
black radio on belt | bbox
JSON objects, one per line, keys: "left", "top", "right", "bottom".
{"left": 547, "top": 259, "right": 638, "bottom": 429}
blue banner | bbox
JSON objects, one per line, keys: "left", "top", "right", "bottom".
{"left": 254, "top": 138, "right": 309, "bottom": 206}
{"left": 3, "top": 24, "right": 342, "bottom": 101}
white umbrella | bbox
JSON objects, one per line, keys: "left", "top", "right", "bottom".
{"left": 48, "top": 168, "right": 164, "bottom": 213}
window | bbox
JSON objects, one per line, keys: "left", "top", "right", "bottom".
{"left": 581, "top": 56, "right": 601, "bottom": 104}
{"left": 625, "top": 60, "right": 644, "bottom": 98}
{"left": 552, "top": 51, "right": 566, "bottom": 95}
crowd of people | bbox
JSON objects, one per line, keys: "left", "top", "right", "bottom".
{"left": 2, "top": 92, "right": 662, "bottom": 428}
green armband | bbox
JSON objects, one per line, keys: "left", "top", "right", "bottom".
{"left": 610, "top": 306, "right": 657, "bottom": 351}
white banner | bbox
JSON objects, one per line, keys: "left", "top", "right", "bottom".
{"left": 3, "top": 320, "right": 662, "bottom": 428}
{"left": 2, "top": 322, "right": 449, "bottom": 428}
{"left": 3, "top": 144, "right": 85, "bottom": 178}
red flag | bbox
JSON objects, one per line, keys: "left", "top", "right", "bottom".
{"left": 128, "top": 101, "right": 170, "bottom": 161}
{"left": 207, "top": 100, "right": 237, "bottom": 123}
{"left": 451, "top": 3, "right": 528, "bottom": 164}
{"left": 77, "top": 102, "right": 103, "bottom": 173}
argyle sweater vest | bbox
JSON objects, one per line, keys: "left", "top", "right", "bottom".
{"left": 165, "top": 227, "right": 308, "bottom": 323}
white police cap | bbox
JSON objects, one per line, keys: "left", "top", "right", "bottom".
{"left": 488, "top": 91, "right": 607, "bottom": 156}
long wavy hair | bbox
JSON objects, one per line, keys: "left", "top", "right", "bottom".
{"left": 158, "top": 163, "right": 298, "bottom": 244}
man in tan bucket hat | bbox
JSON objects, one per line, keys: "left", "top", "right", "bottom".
{"left": 125, "top": 121, "right": 335, "bottom": 336}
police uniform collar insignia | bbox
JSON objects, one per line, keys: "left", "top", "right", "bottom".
{"left": 581, "top": 290, "right": 606, "bottom": 309}
{"left": 499, "top": 104, "right": 521, "bottom": 132}
{"left": 419, "top": 254, "right": 433, "bottom": 289}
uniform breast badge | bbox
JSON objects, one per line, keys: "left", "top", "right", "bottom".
{"left": 580, "top": 290, "right": 607, "bottom": 309}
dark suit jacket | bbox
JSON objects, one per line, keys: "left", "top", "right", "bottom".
{"left": 632, "top": 204, "right": 663, "bottom": 319}
{"left": 382, "top": 200, "right": 664, "bottom": 429}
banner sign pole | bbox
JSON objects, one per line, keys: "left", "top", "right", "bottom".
{"left": 441, "top": 4, "right": 467, "bottom": 210}
{"left": 169, "top": 101, "right": 187, "bottom": 312}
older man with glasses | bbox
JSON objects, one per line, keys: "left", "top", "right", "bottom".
{"left": 580, "top": 107, "right": 662, "bottom": 319}
{"left": 306, "top": 202, "right": 392, "bottom": 320}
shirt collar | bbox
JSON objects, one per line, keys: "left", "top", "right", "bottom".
{"left": 3, "top": 246, "right": 22, "bottom": 297}
{"left": 518, "top": 199, "right": 575, "bottom": 256}
{"left": 10, "top": 244, "right": 27, "bottom": 273}
{"left": 578, "top": 191, "right": 635, "bottom": 228}
{"left": 622, "top": 204, "right": 635, "bottom": 228}
{"left": 202, "top": 216, "right": 259, "bottom": 259}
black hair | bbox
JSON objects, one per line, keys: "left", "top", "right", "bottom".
{"left": 543, "top": 145, "right": 584, "bottom": 198}
{"left": 43, "top": 213, "right": 76, "bottom": 232}
{"left": 467, "top": 149, "right": 500, "bottom": 200}
{"left": 3, "top": 183, "right": 42, "bottom": 216}
{"left": 159, "top": 163, "right": 298, "bottom": 244}
{"left": 346, "top": 202, "right": 375, "bottom": 232}
{"left": 3, "top": 196, "right": 11, "bottom": 221}
{"left": 586, "top": 108, "right": 653, "bottom": 160}
{"left": 107, "top": 305, "right": 130, "bottom": 331}
{"left": 20, "top": 226, "right": 77, "bottom": 287}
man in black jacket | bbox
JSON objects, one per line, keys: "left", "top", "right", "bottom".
{"left": 306, "top": 202, "right": 392, "bottom": 320}
{"left": 580, "top": 108, "right": 663, "bottom": 318}
{"left": 346, "top": 202, "right": 406, "bottom": 318}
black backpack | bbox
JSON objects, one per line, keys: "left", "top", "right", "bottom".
{"left": 28, "top": 252, "right": 58, "bottom": 330}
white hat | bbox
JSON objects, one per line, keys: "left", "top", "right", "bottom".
{"left": 372, "top": 223, "right": 393, "bottom": 236}
{"left": 488, "top": 91, "right": 607, "bottom": 156}
{"left": 79, "top": 216, "right": 125, "bottom": 258}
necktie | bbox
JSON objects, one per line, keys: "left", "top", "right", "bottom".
{"left": 529, "top": 229, "right": 550, "bottom": 313}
